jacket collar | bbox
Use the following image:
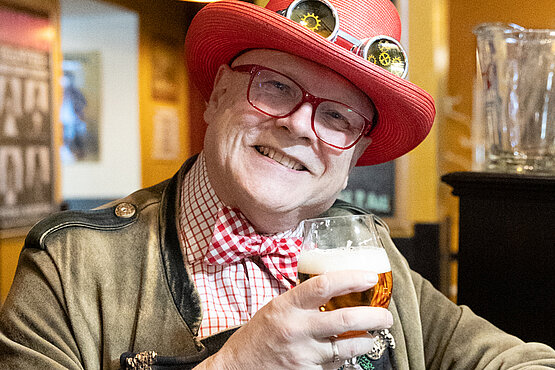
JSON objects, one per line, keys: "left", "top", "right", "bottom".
{"left": 159, "top": 154, "right": 204, "bottom": 336}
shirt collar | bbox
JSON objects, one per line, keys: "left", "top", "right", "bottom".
{"left": 178, "top": 151, "right": 304, "bottom": 264}
{"left": 178, "top": 152, "right": 224, "bottom": 264}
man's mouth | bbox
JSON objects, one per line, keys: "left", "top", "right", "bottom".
{"left": 255, "top": 146, "right": 307, "bottom": 171}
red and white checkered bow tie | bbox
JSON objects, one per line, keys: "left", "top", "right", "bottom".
{"left": 205, "top": 207, "right": 303, "bottom": 289}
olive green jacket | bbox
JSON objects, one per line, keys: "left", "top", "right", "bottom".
{"left": 1, "top": 157, "right": 554, "bottom": 369}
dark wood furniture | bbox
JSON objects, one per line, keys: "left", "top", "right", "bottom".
{"left": 442, "top": 172, "right": 555, "bottom": 347}
{"left": 393, "top": 223, "right": 441, "bottom": 291}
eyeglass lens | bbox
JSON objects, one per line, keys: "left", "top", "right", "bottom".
{"left": 248, "top": 68, "right": 367, "bottom": 148}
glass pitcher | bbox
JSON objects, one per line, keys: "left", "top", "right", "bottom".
{"left": 474, "top": 23, "right": 555, "bottom": 174}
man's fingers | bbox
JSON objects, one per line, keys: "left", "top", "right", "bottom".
{"left": 307, "top": 306, "right": 393, "bottom": 338}
{"left": 320, "top": 333, "right": 377, "bottom": 369}
{"left": 289, "top": 270, "right": 378, "bottom": 309}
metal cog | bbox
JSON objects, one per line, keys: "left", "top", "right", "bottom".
{"left": 378, "top": 40, "right": 392, "bottom": 52}
{"left": 378, "top": 52, "right": 391, "bottom": 66}
{"left": 300, "top": 13, "right": 321, "bottom": 31}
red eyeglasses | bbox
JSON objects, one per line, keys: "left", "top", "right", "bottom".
{"left": 232, "top": 64, "right": 376, "bottom": 150}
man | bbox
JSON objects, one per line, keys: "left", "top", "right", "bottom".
{"left": 1, "top": 0, "right": 554, "bottom": 369}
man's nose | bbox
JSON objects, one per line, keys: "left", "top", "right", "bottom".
{"left": 277, "top": 102, "right": 318, "bottom": 143}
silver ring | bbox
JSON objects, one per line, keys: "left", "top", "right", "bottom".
{"left": 330, "top": 336, "right": 340, "bottom": 363}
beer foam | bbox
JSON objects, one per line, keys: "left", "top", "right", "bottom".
{"left": 297, "top": 246, "right": 391, "bottom": 274}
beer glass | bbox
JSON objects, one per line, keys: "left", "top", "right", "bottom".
{"left": 299, "top": 214, "right": 392, "bottom": 369}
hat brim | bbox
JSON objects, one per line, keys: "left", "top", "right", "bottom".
{"left": 185, "top": 0, "right": 435, "bottom": 166}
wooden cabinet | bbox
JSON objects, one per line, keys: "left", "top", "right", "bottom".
{"left": 442, "top": 172, "right": 555, "bottom": 347}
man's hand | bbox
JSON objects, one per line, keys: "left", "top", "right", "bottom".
{"left": 198, "top": 270, "right": 393, "bottom": 369}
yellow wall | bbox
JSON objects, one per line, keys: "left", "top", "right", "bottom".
{"left": 0, "top": 237, "right": 24, "bottom": 302}
{"left": 406, "top": 0, "right": 447, "bottom": 224}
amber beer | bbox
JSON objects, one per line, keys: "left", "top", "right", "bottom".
{"left": 297, "top": 246, "right": 393, "bottom": 311}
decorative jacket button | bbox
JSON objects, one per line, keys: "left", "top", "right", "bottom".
{"left": 114, "top": 202, "right": 136, "bottom": 218}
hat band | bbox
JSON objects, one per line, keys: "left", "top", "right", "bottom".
{"left": 278, "top": 0, "right": 408, "bottom": 78}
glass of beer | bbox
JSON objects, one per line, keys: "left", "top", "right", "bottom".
{"left": 298, "top": 214, "right": 392, "bottom": 369}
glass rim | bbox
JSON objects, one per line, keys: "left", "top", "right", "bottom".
{"left": 302, "top": 213, "right": 389, "bottom": 233}
{"left": 302, "top": 213, "right": 377, "bottom": 223}
{"left": 473, "top": 22, "right": 555, "bottom": 36}
{"left": 301, "top": 213, "right": 385, "bottom": 249}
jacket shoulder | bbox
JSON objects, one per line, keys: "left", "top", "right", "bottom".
{"left": 24, "top": 180, "right": 169, "bottom": 251}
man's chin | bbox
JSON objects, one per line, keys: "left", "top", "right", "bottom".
{"left": 243, "top": 191, "right": 300, "bottom": 214}
{"left": 240, "top": 191, "right": 335, "bottom": 228}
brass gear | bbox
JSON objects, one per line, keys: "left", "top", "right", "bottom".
{"left": 379, "top": 52, "right": 391, "bottom": 66}
{"left": 300, "top": 13, "right": 321, "bottom": 31}
{"left": 378, "top": 40, "right": 392, "bottom": 52}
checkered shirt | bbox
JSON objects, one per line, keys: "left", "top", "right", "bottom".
{"left": 177, "top": 152, "right": 303, "bottom": 338}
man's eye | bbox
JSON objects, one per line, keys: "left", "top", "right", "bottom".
{"left": 318, "top": 108, "right": 364, "bottom": 134}
{"left": 263, "top": 80, "right": 290, "bottom": 92}
{"left": 327, "top": 111, "right": 344, "bottom": 120}
{"left": 324, "top": 110, "right": 350, "bottom": 128}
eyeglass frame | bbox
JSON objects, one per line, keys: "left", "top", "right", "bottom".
{"left": 232, "top": 64, "right": 377, "bottom": 150}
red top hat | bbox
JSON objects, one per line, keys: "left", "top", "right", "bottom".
{"left": 185, "top": 0, "right": 435, "bottom": 166}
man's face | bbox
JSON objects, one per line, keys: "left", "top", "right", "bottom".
{"left": 203, "top": 49, "right": 374, "bottom": 232}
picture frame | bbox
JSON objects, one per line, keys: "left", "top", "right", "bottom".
{"left": 151, "top": 38, "right": 179, "bottom": 102}
{"left": 0, "top": 3, "right": 58, "bottom": 232}
{"left": 60, "top": 51, "right": 102, "bottom": 163}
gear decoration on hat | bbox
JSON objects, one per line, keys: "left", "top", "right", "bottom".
{"left": 378, "top": 41, "right": 389, "bottom": 52}
{"left": 364, "top": 37, "right": 407, "bottom": 78}
{"left": 300, "top": 12, "right": 321, "bottom": 31}
{"left": 378, "top": 52, "right": 391, "bottom": 66}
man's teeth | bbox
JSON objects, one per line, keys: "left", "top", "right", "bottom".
{"left": 257, "top": 146, "right": 305, "bottom": 171}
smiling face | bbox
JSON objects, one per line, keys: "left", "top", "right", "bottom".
{"left": 203, "top": 49, "right": 374, "bottom": 233}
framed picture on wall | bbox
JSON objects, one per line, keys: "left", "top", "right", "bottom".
{"left": 151, "top": 38, "right": 179, "bottom": 102}
{"left": 61, "top": 51, "right": 102, "bottom": 163}
{"left": 0, "top": 4, "right": 58, "bottom": 232}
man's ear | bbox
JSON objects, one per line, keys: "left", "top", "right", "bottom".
{"left": 204, "top": 64, "right": 233, "bottom": 125}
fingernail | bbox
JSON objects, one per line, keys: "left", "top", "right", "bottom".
{"left": 366, "top": 272, "right": 378, "bottom": 285}
{"left": 386, "top": 311, "right": 393, "bottom": 327}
